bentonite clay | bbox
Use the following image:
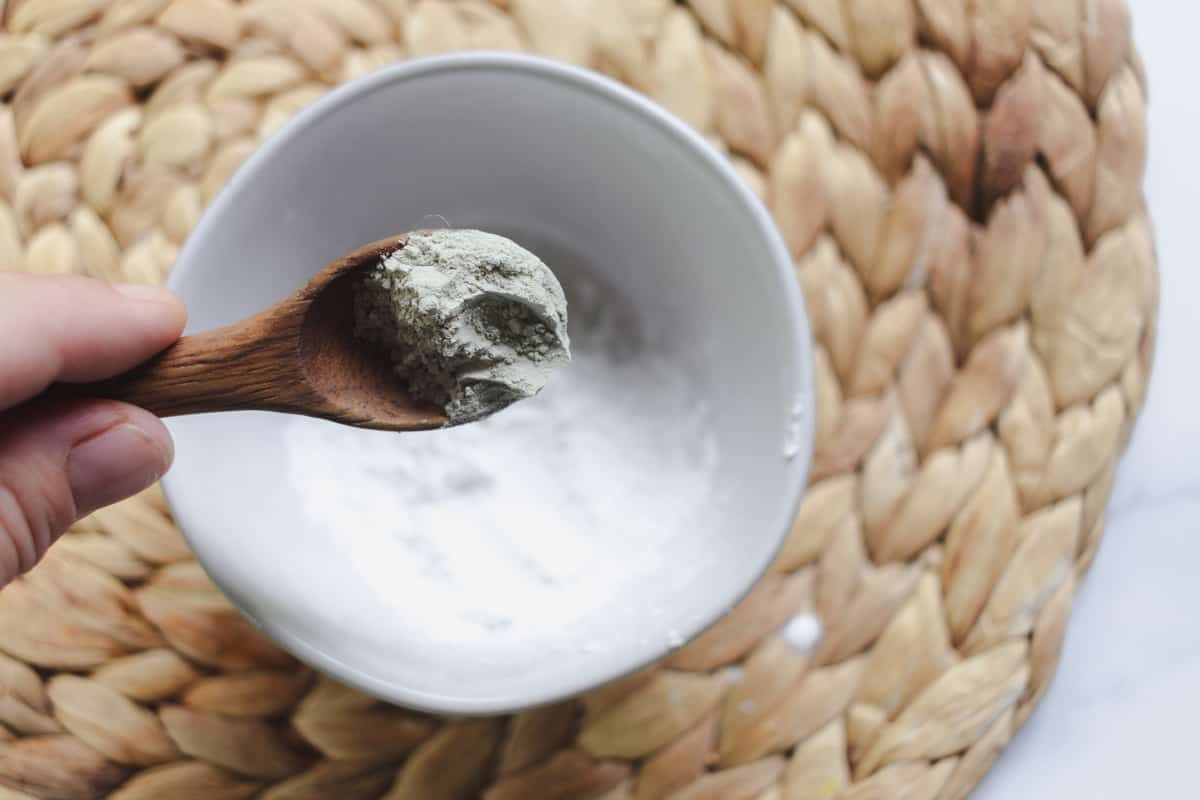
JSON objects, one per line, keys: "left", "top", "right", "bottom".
{"left": 353, "top": 229, "right": 571, "bottom": 424}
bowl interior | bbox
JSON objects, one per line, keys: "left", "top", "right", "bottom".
{"left": 164, "top": 53, "right": 813, "bottom": 714}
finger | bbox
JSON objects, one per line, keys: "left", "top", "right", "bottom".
{"left": 0, "top": 273, "right": 187, "bottom": 410}
{"left": 0, "top": 399, "right": 172, "bottom": 584}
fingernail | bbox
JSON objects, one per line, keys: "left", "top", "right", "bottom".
{"left": 67, "top": 423, "right": 171, "bottom": 516}
{"left": 113, "top": 283, "right": 175, "bottom": 303}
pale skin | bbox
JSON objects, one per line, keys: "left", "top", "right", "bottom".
{"left": 0, "top": 273, "right": 186, "bottom": 587}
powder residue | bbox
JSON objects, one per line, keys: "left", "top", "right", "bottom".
{"left": 287, "top": 270, "right": 720, "bottom": 644}
{"left": 354, "top": 229, "right": 570, "bottom": 424}
{"left": 781, "top": 613, "right": 823, "bottom": 654}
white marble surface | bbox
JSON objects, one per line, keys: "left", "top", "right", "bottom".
{"left": 975, "top": 7, "right": 1200, "bottom": 798}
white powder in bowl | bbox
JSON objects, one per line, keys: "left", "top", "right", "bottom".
{"left": 285, "top": 271, "right": 720, "bottom": 646}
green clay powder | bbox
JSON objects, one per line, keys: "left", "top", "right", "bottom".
{"left": 353, "top": 229, "right": 571, "bottom": 424}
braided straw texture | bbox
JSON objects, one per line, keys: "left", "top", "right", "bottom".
{"left": 0, "top": 0, "right": 1154, "bottom": 798}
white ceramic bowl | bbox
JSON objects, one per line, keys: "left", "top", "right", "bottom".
{"left": 164, "top": 52, "right": 813, "bottom": 715}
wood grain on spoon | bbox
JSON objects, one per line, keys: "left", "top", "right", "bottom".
{"left": 72, "top": 234, "right": 449, "bottom": 432}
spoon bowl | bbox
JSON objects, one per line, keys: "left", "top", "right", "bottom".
{"left": 296, "top": 234, "right": 452, "bottom": 430}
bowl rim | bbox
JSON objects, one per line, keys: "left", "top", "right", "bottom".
{"left": 163, "top": 50, "right": 815, "bottom": 716}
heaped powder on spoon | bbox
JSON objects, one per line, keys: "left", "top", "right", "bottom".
{"left": 353, "top": 229, "right": 571, "bottom": 424}
{"left": 286, "top": 265, "right": 721, "bottom": 649}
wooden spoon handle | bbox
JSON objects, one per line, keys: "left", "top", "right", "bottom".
{"left": 70, "top": 315, "right": 312, "bottom": 419}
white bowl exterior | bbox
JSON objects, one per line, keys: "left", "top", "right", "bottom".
{"left": 163, "top": 53, "right": 813, "bottom": 714}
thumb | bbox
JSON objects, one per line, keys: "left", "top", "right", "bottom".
{"left": 0, "top": 399, "right": 173, "bottom": 583}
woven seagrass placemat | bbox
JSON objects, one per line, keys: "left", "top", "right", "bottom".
{"left": 0, "top": 1, "right": 1155, "bottom": 798}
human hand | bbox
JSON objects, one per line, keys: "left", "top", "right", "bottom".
{"left": 0, "top": 273, "right": 186, "bottom": 586}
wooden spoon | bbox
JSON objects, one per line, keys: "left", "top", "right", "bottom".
{"left": 72, "top": 234, "right": 449, "bottom": 432}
